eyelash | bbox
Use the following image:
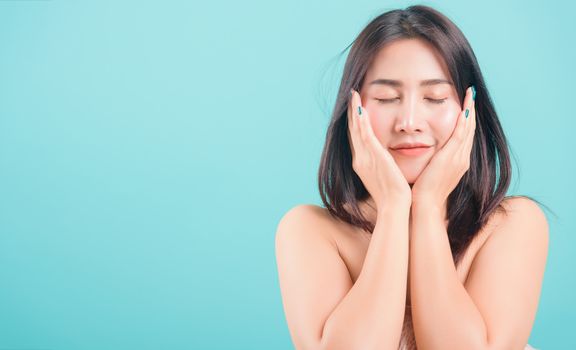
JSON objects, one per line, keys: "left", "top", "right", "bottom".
{"left": 376, "top": 98, "right": 447, "bottom": 104}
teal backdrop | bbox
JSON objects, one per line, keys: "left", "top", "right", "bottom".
{"left": 0, "top": 0, "right": 573, "bottom": 349}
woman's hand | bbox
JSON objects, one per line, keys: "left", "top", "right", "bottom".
{"left": 347, "top": 89, "right": 412, "bottom": 212}
{"left": 411, "top": 86, "right": 477, "bottom": 213}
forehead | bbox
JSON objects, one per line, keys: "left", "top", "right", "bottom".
{"left": 365, "top": 38, "right": 452, "bottom": 86}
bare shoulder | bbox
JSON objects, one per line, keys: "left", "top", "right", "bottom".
{"left": 277, "top": 204, "right": 334, "bottom": 226}
{"left": 274, "top": 204, "right": 354, "bottom": 349}
{"left": 498, "top": 196, "right": 549, "bottom": 237}
{"left": 463, "top": 195, "right": 550, "bottom": 348}
{"left": 500, "top": 195, "right": 546, "bottom": 215}
{"left": 477, "top": 195, "right": 550, "bottom": 256}
{"left": 275, "top": 204, "right": 338, "bottom": 245}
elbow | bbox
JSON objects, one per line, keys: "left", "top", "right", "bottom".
{"left": 318, "top": 318, "right": 400, "bottom": 350}
{"left": 319, "top": 334, "right": 398, "bottom": 350}
{"left": 318, "top": 332, "right": 346, "bottom": 350}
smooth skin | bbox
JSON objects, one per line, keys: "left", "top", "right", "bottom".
{"left": 275, "top": 38, "right": 549, "bottom": 350}
{"left": 361, "top": 38, "right": 464, "bottom": 187}
{"left": 347, "top": 88, "right": 411, "bottom": 211}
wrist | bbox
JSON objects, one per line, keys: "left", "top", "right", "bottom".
{"left": 376, "top": 199, "right": 412, "bottom": 218}
{"left": 411, "top": 199, "right": 446, "bottom": 218}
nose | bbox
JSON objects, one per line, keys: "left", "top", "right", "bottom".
{"left": 393, "top": 99, "right": 426, "bottom": 133}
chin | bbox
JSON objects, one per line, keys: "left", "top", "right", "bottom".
{"left": 399, "top": 165, "right": 425, "bottom": 185}
{"left": 395, "top": 156, "right": 432, "bottom": 185}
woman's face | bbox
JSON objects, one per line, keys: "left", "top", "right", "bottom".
{"left": 359, "top": 38, "right": 462, "bottom": 185}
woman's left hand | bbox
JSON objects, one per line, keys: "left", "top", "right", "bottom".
{"left": 411, "top": 85, "right": 477, "bottom": 213}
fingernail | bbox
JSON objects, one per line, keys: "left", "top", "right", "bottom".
{"left": 358, "top": 106, "right": 362, "bottom": 116}
{"left": 471, "top": 85, "right": 476, "bottom": 101}
{"left": 465, "top": 109, "right": 469, "bottom": 118}
{"left": 350, "top": 88, "right": 354, "bottom": 97}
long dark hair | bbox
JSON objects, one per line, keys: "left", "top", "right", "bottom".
{"left": 318, "top": 5, "right": 520, "bottom": 266}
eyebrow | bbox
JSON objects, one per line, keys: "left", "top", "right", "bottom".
{"left": 368, "top": 78, "right": 453, "bottom": 87}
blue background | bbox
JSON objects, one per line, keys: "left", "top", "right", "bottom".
{"left": 0, "top": 0, "right": 573, "bottom": 349}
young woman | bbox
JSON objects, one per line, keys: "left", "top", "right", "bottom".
{"left": 275, "top": 5, "right": 548, "bottom": 350}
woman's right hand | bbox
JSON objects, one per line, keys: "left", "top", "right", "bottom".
{"left": 347, "top": 89, "right": 412, "bottom": 211}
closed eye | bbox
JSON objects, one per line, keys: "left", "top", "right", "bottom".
{"left": 375, "top": 98, "right": 400, "bottom": 104}
{"left": 425, "top": 98, "right": 447, "bottom": 104}
{"left": 375, "top": 98, "right": 447, "bottom": 104}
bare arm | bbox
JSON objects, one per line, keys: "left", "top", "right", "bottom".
{"left": 409, "top": 198, "right": 549, "bottom": 350}
{"left": 319, "top": 204, "right": 410, "bottom": 350}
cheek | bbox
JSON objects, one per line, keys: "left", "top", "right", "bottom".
{"left": 367, "top": 109, "right": 393, "bottom": 142}
{"left": 364, "top": 102, "right": 461, "bottom": 147}
{"left": 431, "top": 106, "right": 460, "bottom": 146}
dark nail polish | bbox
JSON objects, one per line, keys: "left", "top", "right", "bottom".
{"left": 358, "top": 106, "right": 362, "bottom": 115}
{"left": 465, "top": 109, "right": 469, "bottom": 118}
{"left": 472, "top": 85, "right": 476, "bottom": 101}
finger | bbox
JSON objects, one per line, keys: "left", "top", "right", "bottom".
{"left": 347, "top": 120, "right": 356, "bottom": 160}
{"left": 354, "top": 91, "right": 378, "bottom": 153}
{"left": 348, "top": 89, "right": 365, "bottom": 160}
{"left": 463, "top": 97, "right": 477, "bottom": 161}
{"left": 347, "top": 90, "right": 355, "bottom": 154}
{"left": 454, "top": 86, "right": 476, "bottom": 145}
{"left": 352, "top": 90, "right": 369, "bottom": 143}
{"left": 457, "top": 87, "right": 478, "bottom": 170}
{"left": 347, "top": 88, "right": 356, "bottom": 132}
{"left": 353, "top": 90, "right": 392, "bottom": 160}
{"left": 352, "top": 90, "right": 380, "bottom": 163}
{"left": 462, "top": 85, "right": 475, "bottom": 134}
{"left": 442, "top": 94, "right": 469, "bottom": 154}
{"left": 463, "top": 87, "right": 477, "bottom": 151}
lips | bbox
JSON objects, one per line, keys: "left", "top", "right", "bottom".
{"left": 390, "top": 142, "right": 432, "bottom": 150}
{"left": 389, "top": 142, "right": 432, "bottom": 157}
